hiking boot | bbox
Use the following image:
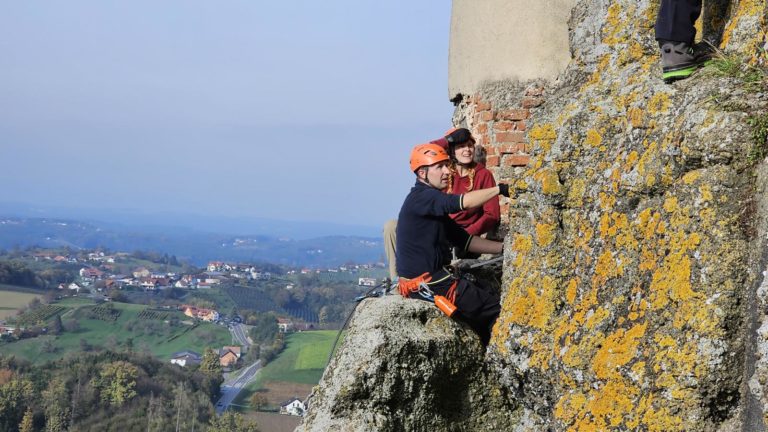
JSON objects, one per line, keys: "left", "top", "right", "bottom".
{"left": 659, "top": 41, "right": 711, "bottom": 83}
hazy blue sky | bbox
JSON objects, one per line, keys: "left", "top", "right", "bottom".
{"left": 0, "top": 1, "right": 453, "bottom": 230}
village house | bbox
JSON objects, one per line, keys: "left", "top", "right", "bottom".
{"left": 358, "top": 277, "right": 376, "bottom": 287}
{"left": 277, "top": 318, "right": 294, "bottom": 333}
{"left": 183, "top": 305, "right": 220, "bottom": 322}
{"left": 279, "top": 398, "right": 306, "bottom": 416}
{"left": 170, "top": 350, "right": 202, "bottom": 367}
{"left": 207, "top": 261, "right": 225, "bottom": 272}
{"left": 0, "top": 325, "right": 17, "bottom": 335}
{"left": 219, "top": 346, "right": 241, "bottom": 368}
{"left": 79, "top": 267, "right": 104, "bottom": 280}
{"left": 140, "top": 278, "right": 158, "bottom": 291}
{"left": 132, "top": 267, "right": 151, "bottom": 278}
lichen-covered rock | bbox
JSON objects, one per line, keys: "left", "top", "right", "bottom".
{"left": 295, "top": 295, "right": 518, "bottom": 432}
{"left": 475, "top": 1, "right": 768, "bottom": 431}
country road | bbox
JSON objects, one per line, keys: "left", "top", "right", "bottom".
{"left": 215, "top": 359, "right": 262, "bottom": 414}
{"left": 231, "top": 322, "right": 251, "bottom": 346}
{"left": 214, "top": 323, "right": 259, "bottom": 414}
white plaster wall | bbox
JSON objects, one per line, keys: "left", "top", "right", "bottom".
{"left": 448, "top": 0, "right": 577, "bottom": 100}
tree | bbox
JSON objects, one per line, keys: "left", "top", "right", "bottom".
{"left": 18, "top": 408, "right": 34, "bottom": 432}
{"left": 248, "top": 313, "right": 278, "bottom": 345}
{"left": 51, "top": 314, "right": 63, "bottom": 335}
{"left": 41, "top": 339, "right": 57, "bottom": 353}
{"left": 200, "top": 348, "right": 222, "bottom": 376}
{"left": 206, "top": 411, "right": 260, "bottom": 432}
{"left": 249, "top": 393, "right": 268, "bottom": 411}
{"left": 28, "top": 297, "right": 42, "bottom": 311}
{"left": 63, "top": 319, "right": 80, "bottom": 333}
{"left": 319, "top": 306, "right": 330, "bottom": 325}
{"left": 96, "top": 361, "right": 138, "bottom": 406}
{"left": 0, "top": 378, "right": 34, "bottom": 431}
{"left": 43, "top": 378, "right": 70, "bottom": 432}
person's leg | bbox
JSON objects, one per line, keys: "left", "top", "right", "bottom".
{"left": 655, "top": 0, "right": 702, "bottom": 44}
{"left": 383, "top": 219, "right": 398, "bottom": 280}
{"left": 655, "top": 0, "right": 707, "bottom": 83}
{"left": 453, "top": 279, "right": 500, "bottom": 346}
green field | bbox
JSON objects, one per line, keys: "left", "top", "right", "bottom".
{"left": 0, "top": 301, "right": 233, "bottom": 364}
{"left": 0, "top": 289, "right": 40, "bottom": 320}
{"left": 234, "top": 330, "right": 337, "bottom": 407}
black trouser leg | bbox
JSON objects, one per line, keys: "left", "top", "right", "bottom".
{"left": 454, "top": 279, "right": 500, "bottom": 346}
{"left": 655, "top": 0, "right": 703, "bottom": 44}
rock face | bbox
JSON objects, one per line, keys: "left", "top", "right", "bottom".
{"left": 485, "top": 0, "right": 768, "bottom": 430}
{"left": 299, "top": 1, "right": 768, "bottom": 431}
{"left": 296, "top": 295, "right": 517, "bottom": 432}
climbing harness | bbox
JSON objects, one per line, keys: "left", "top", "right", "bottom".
{"left": 397, "top": 270, "right": 458, "bottom": 317}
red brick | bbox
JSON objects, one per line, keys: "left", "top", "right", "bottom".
{"left": 475, "top": 100, "right": 492, "bottom": 111}
{"left": 493, "top": 121, "right": 515, "bottom": 132}
{"left": 515, "top": 121, "right": 527, "bottom": 131}
{"left": 496, "top": 131, "right": 526, "bottom": 143}
{"left": 503, "top": 154, "right": 530, "bottom": 167}
{"left": 486, "top": 155, "right": 500, "bottom": 167}
{"left": 485, "top": 146, "right": 498, "bottom": 156}
{"left": 475, "top": 123, "right": 488, "bottom": 134}
{"left": 475, "top": 111, "right": 493, "bottom": 122}
{"left": 496, "top": 109, "right": 529, "bottom": 121}
{"left": 522, "top": 97, "right": 544, "bottom": 109}
{"left": 500, "top": 143, "right": 526, "bottom": 154}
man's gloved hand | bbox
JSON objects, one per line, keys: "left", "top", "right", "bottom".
{"left": 498, "top": 183, "right": 510, "bottom": 197}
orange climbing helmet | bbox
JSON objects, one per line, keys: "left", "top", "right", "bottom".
{"left": 409, "top": 143, "right": 450, "bottom": 172}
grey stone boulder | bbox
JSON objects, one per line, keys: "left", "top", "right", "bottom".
{"left": 296, "top": 294, "right": 518, "bottom": 432}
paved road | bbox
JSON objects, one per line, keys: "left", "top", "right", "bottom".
{"left": 215, "top": 359, "right": 262, "bottom": 414}
{"left": 231, "top": 323, "right": 251, "bottom": 346}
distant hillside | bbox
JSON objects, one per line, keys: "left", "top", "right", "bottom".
{"left": 0, "top": 217, "right": 384, "bottom": 267}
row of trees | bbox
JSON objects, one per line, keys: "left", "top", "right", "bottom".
{"left": 0, "top": 261, "right": 76, "bottom": 291}
{"left": 0, "top": 351, "right": 260, "bottom": 432}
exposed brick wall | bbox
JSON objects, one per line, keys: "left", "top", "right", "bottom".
{"left": 451, "top": 84, "right": 546, "bottom": 225}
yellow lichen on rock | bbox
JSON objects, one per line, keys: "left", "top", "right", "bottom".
{"left": 536, "top": 222, "right": 556, "bottom": 247}
{"left": 529, "top": 123, "right": 557, "bottom": 153}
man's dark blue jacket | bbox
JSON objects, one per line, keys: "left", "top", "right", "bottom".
{"left": 395, "top": 181, "right": 472, "bottom": 279}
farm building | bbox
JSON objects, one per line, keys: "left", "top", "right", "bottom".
{"left": 170, "top": 350, "right": 202, "bottom": 367}
{"left": 280, "top": 398, "right": 306, "bottom": 416}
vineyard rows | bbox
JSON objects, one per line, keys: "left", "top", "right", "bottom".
{"left": 137, "top": 309, "right": 171, "bottom": 321}
{"left": 15, "top": 305, "right": 65, "bottom": 326}
{"left": 86, "top": 305, "right": 121, "bottom": 322}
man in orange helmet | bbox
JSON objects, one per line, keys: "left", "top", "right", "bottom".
{"left": 396, "top": 143, "right": 508, "bottom": 346}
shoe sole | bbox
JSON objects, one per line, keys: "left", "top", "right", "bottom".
{"left": 663, "top": 66, "right": 697, "bottom": 83}
{"left": 662, "top": 59, "right": 713, "bottom": 84}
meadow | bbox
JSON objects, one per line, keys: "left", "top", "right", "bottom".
{"left": 0, "top": 288, "right": 40, "bottom": 320}
{"left": 0, "top": 300, "right": 233, "bottom": 364}
{"left": 233, "top": 330, "right": 337, "bottom": 410}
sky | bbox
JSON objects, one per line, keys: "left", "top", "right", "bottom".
{"left": 0, "top": 1, "right": 454, "bottom": 232}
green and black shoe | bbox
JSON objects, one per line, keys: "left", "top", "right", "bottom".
{"left": 659, "top": 41, "right": 712, "bottom": 84}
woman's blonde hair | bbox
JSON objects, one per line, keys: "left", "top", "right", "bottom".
{"left": 446, "top": 162, "right": 476, "bottom": 193}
